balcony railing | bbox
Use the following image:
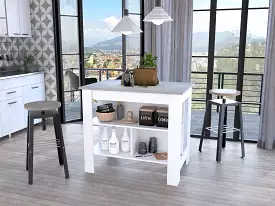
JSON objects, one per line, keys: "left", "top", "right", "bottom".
{"left": 63, "top": 68, "right": 263, "bottom": 116}
{"left": 191, "top": 71, "right": 263, "bottom": 115}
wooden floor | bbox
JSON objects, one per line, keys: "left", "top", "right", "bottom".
{"left": 0, "top": 123, "right": 275, "bottom": 206}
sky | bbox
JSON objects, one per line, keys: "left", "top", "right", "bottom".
{"left": 60, "top": 0, "right": 270, "bottom": 48}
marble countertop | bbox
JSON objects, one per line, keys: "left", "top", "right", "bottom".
{"left": 0, "top": 71, "right": 44, "bottom": 80}
{"left": 80, "top": 80, "right": 192, "bottom": 96}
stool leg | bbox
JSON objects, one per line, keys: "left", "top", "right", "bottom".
{"left": 239, "top": 104, "right": 245, "bottom": 158}
{"left": 54, "top": 113, "right": 69, "bottom": 178}
{"left": 28, "top": 116, "right": 34, "bottom": 185}
{"left": 53, "top": 115, "right": 64, "bottom": 166}
{"left": 26, "top": 112, "right": 30, "bottom": 171}
{"left": 222, "top": 106, "right": 228, "bottom": 148}
{"left": 42, "top": 117, "right": 46, "bottom": 131}
{"left": 199, "top": 101, "right": 210, "bottom": 152}
{"left": 216, "top": 104, "right": 225, "bottom": 162}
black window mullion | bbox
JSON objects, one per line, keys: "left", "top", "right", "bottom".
{"left": 205, "top": 0, "right": 218, "bottom": 137}
{"left": 234, "top": 0, "right": 249, "bottom": 140}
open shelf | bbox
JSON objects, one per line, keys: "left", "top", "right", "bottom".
{"left": 93, "top": 117, "right": 168, "bottom": 132}
{"left": 94, "top": 143, "right": 168, "bottom": 165}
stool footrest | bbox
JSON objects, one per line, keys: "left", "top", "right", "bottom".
{"left": 206, "top": 125, "right": 240, "bottom": 134}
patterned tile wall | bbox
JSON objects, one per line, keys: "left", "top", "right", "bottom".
{"left": 0, "top": 0, "right": 57, "bottom": 101}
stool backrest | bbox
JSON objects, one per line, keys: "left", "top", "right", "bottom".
{"left": 65, "top": 70, "right": 80, "bottom": 90}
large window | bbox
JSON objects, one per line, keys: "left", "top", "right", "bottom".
{"left": 82, "top": 0, "right": 143, "bottom": 81}
{"left": 54, "top": 0, "right": 143, "bottom": 123}
{"left": 192, "top": 0, "right": 269, "bottom": 141}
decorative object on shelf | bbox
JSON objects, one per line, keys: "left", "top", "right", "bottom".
{"left": 109, "top": 128, "right": 120, "bottom": 155}
{"left": 96, "top": 111, "right": 116, "bottom": 122}
{"left": 149, "top": 137, "right": 157, "bottom": 153}
{"left": 120, "top": 128, "right": 130, "bottom": 153}
{"left": 133, "top": 53, "right": 159, "bottom": 86}
{"left": 121, "top": 111, "right": 136, "bottom": 124}
{"left": 21, "top": 53, "right": 35, "bottom": 72}
{"left": 111, "top": 9, "right": 143, "bottom": 35}
{"left": 144, "top": 0, "right": 173, "bottom": 25}
{"left": 153, "top": 152, "right": 168, "bottom": 160}
{"left": 96, "top": 103, "right": 116, "bottom": 122}
{"left": 117, "top": 102, "right": 124, "bottom": 120}
{"left": 100, "top": 126, "right": 109, "bottom": 151}
{"left": 123, "top": 68, "right": 132, "bottom": 86}
{"left": 139, "top": 106, "right": 157, "bottom": 126}
{"left": 156, "top": 107, "right": 168, "bottom": 128}
{"left": 138, "top": 142, "right": 148, "bottom": 155}
{"left": 97, "top": 103, "right": 114, "bottom": 113}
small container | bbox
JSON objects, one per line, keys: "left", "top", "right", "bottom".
{"left": 139, "top": 106, "right": 157, "bottom": 126}
{"left": 100, "top": 126, "right": 109, "bottom": 151}
{"left": 156, "top": 107, "right": 168, "bottom": 128}
{"left": 109, "top": 128, "right": 120, "bottom": 155}
{"left": 138, "top": 142, "right": 147, "bottom": 155}
{"left": 149, "top": 137, "right": 157, "bottom": 153}
{"left": 117, "top": 102, "right": 124, "bottom": 120}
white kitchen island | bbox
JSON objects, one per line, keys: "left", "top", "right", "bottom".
{"left": 80, "top": 80, "right": 192, "bottom": 186}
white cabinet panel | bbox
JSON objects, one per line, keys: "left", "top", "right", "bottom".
{"left": 19, "top": 0, "right": 31, "bottom": 37}
{"left": 6, "top": 0, "right": 21, "bottom": 37}
{"left": 0, "top": 0, "right": 6, "bottom": 18}
{"left": 0, "top": 19, "right": 7, "bottom": 37}
{"left": 0, "top": 97, "right": 25, "bottom": 136}
{"left": 23, "top": 82, "right": 45, "bottom": 126}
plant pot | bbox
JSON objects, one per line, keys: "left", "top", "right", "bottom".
{"left": 24, "top": 63, "right": 35, "bottom": 73}
{"left": 133, "top": 68, "right": 159, "bottom": 86}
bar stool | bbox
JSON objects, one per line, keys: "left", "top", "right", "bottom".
{"left": 24, "top": 101, "right": 69, "bottom": 185}
{"left": 198, "top": 89, "right": 245, "bottom": 162}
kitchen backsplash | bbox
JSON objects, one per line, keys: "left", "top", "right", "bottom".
{"left": 0, "top": 0, "right": 57, "bottom": 101}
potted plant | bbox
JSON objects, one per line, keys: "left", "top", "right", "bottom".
{"left": 133, "top": 53, "right": 159, "bottom": 86}
{"left": 21, "top": 53, "right": 35, "bottom": 72}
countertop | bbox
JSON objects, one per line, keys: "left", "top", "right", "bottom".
{"left": 0, "top": 71, "right": 44, "bottom": 80}
{"left": 80, "top": 80, "right": 192, "bottom": 95}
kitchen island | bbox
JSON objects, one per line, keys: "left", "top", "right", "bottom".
{"left": 80, "top": 80, "right": 192, "bottom": 186}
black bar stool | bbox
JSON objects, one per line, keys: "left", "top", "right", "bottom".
{"left": 24, "top": 101, "right": 69, "bottom": 185}
{"left": 198, "top": 89, "right": 245, "bottom": 162}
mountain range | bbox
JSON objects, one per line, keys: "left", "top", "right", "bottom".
{"left": 84, "top": 32, "right": 265, "bottom": 53}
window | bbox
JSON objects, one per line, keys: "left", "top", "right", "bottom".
{"left": 192, "top": 0, "right": 269, "bottom": 141}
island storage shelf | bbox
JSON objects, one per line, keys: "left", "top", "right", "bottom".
{"left": 94, "top": 143, "right": 168, "bottom": 165}
{"left": 93, "top": 117, "right": 168, "bottom": 132}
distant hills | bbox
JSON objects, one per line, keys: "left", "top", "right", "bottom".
{"left": 84, "top": 32, "right": 265, "bottom": 53}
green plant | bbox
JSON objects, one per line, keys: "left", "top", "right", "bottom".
{"left": 22, "top": 53, "right": 35, "bottom": 65}
{"left": 139, "top": 53, "right": 157, "bottom": 68}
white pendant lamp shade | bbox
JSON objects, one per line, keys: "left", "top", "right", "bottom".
{"left": 144, "top": 0, "right": 173, "bottom": 25}
{"left": 111, "top": 9, "right": 143, "bottom": 35}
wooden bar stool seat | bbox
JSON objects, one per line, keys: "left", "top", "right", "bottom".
{"left": 198, "top": 89, "right": 245, "bottom": 162}
{"left": 24, "top": 101, "right": 69, "bottom": 185}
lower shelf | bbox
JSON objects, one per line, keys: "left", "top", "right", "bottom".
{"left": 94, "top": 143, "right": 167, "bottom": 165}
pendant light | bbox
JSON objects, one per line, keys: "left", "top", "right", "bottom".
{"left": 144, "top": 0, "right": 173, "bottom": 25}
{"left": 111, "top": 9, "right": 143, "bottom": 35}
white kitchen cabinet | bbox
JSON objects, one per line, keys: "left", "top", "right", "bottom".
{"left": 0, "top": 72, "right": 45, "bottom": 138}
{"left": 6, "top": 0, "right": 31, "bottom": 37}
{"left": 0, "top": 97, "right": 25, "bottom": 137}
{"left": 0, "top": 19, "right": 7, "bottom": 36}
{"left": 23, "top": 82, "right": 45, "bottom": 125}
{"left": 19, "top": 0, "right": 31, "bottom": 37}
{"left": 0, "top": 0, "right": 6, "bottom": 18}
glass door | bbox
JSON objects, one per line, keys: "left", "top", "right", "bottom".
{"left": 53, "top": 0, "right": 84, "bottom": 123}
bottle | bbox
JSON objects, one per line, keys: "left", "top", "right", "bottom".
{"left": 121, "top": 128, "right": 130, "bottom": 153}
{"left": 117, "top": 102, "right": 124, "bottom": 120}
{"left": 123, "top": 69, "right": 131, "bottom": 86}
{"left": 109, "top": 128, "right": 120, "bottom": 154}
{"left": 100, "top": 127, "right": 109, "bottom": 151}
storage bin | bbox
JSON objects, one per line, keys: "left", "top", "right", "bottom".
{"left": 139, "top": 106, "right": 157, "bottom": 126}
{"left": 156, "top": 107, "right": 168, "bottom": 128}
